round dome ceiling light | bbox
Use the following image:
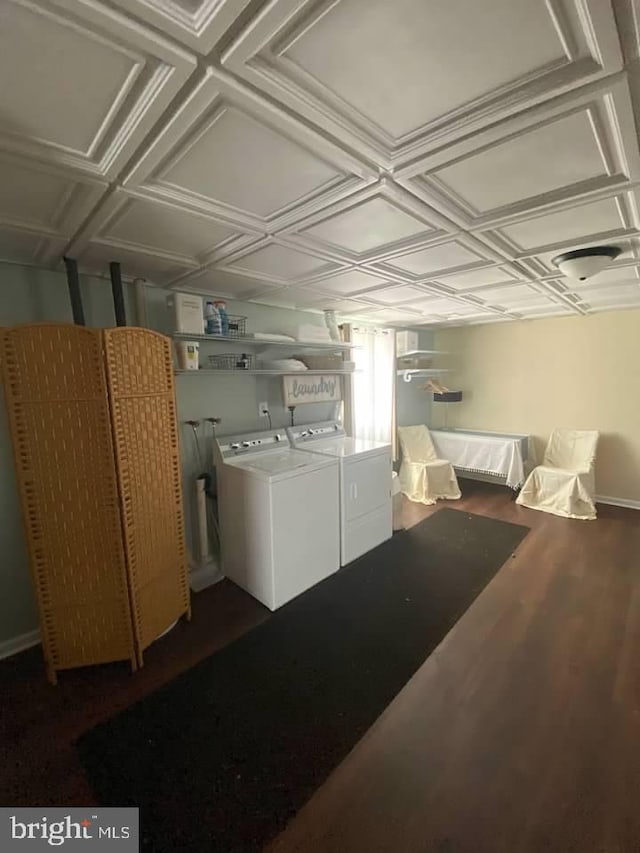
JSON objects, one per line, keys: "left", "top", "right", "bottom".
{"left": 551, "top": 246, "right": 622, "bottom": 281}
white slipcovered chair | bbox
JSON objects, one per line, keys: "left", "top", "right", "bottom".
{"left": 516, "top": 428, "right": 599, "bottom": 520}
{"left": 397, "top": 425, "right": 461, "bottom": 505}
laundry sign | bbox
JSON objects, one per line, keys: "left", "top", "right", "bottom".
{"left": 282, "top": 374, "right": 342, "bottom": 406}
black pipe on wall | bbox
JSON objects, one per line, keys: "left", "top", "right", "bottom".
{"left": 63, "top": 257, "right": 85, "bottom": 326}
{"left": 109, "top": 261, "right": 127, "bottom": 326}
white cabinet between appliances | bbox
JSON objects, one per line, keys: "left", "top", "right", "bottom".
{"left": 341, "top": 451, "right": 392, "bottom": 565}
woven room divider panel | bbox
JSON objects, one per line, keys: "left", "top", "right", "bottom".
{"left": 103, "top": 328, "right": 190, "bottom": 667}
{"left": 0, "top": 325, "right": 137, "bottom": 684}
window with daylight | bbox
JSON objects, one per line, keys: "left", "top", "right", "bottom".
{"left": 343, "top": 324, "right": 396, "bottom": 455}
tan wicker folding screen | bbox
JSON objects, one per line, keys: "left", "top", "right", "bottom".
{"left": 103, "top": 328, "right": 190, "bottom": 666}
{"left": 0, "top": 324, "right": 190, "bottom": 683}
{"left": 0, "top": 325, "right": 136, "bottom": 683}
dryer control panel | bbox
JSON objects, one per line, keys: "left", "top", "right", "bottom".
{"left": 218, "top": 430, "right": 287, "bottom": 459}
{"left": 288, "top": 420, "right": 345, "bottom": 445}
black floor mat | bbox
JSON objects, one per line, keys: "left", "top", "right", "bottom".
{"left": 77, "top": 508, "right": 529, "bottom": 852}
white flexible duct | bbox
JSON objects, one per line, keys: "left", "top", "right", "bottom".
{"left": 195, "top": 476, "right": 210, "bottom": 565}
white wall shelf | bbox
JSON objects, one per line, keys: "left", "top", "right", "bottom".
{"left": 396, "top": 369, "right": 451, "bottom": 376}
{"left": 172, "top": 332, "right": 357, "bottom": 351}
{"left": 175, "top": 368, "right": 358, "bottom": 376}
{"left": 397, "top": 350, "right": 448, "bottom": 357}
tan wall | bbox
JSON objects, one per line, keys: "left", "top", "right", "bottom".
{"left": 433, "top": 309, "right": 640, "bottom": 502}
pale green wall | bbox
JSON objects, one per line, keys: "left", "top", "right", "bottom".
{"left": 0, "top": 262, "right": 337, "bottom": 648}
{"left": 395, "top": 329, "right": 434, "bottom": 428}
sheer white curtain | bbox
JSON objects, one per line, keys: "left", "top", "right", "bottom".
{"left": 343, "top": 325, "right": 396, "bottom": 448}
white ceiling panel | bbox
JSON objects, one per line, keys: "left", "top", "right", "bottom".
{"left": 410, "top": 296, "right": 487, "bottom": 315}
{"left": 432, "top": 265, "right": 520, "bottom": 291}
{"left": 364, "top": 307, "right": 422, "bottom": 324}
{"left": 124, "top": 66, "right": 371, "bottom": 229}
{"left": 223, "top": 0, "right": 621, "bottom": 167}
{"left": 300, "top": 197, "right": 433, "bottom": 253}
{"left": 283, "top": 178, "right": 456, "bottom": 262}
{"left": 321, "top": 299, "right": 379, "bottom": 315}
{"left": 299, "top": 268, "right": 391, "bottom": 296}
{"left": 0, "top": 155, "right": 105, "bottom": 238}
{"left": 491, "top": 294, "right": 562, "bottom": 312}
{"left": 361, "top": 285, "right": 433, "bottom": 306}
{"left": 170, "top": 268, "right": 281, "bottom": 299}
{"left": 433, "top": 111, "right": 607, "bottom": 212}
{"left": 109, "top": 0, "right": 253, "bottom": 54}
{"left": 566, "top": 282, "right": 640, "bottom": 304}
{"left": 219, "top": 240, "right": 341, "bottom": 284}
{"left": 161, "top": 107, "right": 339, "bottom": 217}
{"left": 472, "top": 283, "right": 548, "bottom": 305}
{"left": 397, "top": 78, "right": 640, "bottom": 228}
{"left": 86, "top": 192, "right": 255, "bottom": 267}
{"left": 375, "top": 238, "right": 492, "bottom": 280}
{"left": 0, "top": 165, "right": 69, "bottom": 228}
{"left": 415, "top": 309, "right": 496, "bottom": 326}
{"left": 76, "top": 241, "right": 197, "bottom": 282}
{"left": 0, "top": 0, "right": 195, "bottom": 178}
{"left": 492, "top": 194, "right": 637, "bottom": 254}
{"left": 0, "top": 225, "right": 65, "bottom": 267}
{"left": 284, "top": 0, "right": 565, "bottom": 137}
{"left": 245, "top": 290, "right": 302, "bottom": 309}
{"left": 104, "top": 200, "right": 239, "bottom": 257}
{"left": 512, "top": 302, "right": 573, "bottom": 318}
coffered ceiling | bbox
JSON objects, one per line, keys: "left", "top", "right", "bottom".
{"left": 2, "top": 0, "right": 640, "bottom": 326}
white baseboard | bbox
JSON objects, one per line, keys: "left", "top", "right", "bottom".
{"left": 0, "top": 628, "right": 40, "bottom": 662}
{"left": 596, "top": 495, "right": 640, "bottom": 510}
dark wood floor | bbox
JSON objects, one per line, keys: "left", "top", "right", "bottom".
{"left": 2, "top": 480, "right": 639, "bottom": 852}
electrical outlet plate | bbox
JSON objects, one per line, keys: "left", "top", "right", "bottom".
{"left": 258, "top": 401, "right": 269, "bottom": 417}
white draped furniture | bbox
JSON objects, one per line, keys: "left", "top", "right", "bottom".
{"left": 397, "top": 425, "right": 461, "bottom": 505}
{"left": 516, "top": 428, "right": 599, "bottom": 520}
{"left": 430, "top": 428, "right": 529, "bottom": 490}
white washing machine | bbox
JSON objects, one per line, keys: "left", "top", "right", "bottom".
{"left": 215, "top": 429, "right": 340, "bottom": 610}
{"left": 287, "top": 421, "right": 392, "bottom": 566}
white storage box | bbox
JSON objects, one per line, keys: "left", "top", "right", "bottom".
{"left": 168, "top": 292, "right": 204, "bottom": 334}
{"left": 396, "top": 330, "right": 419, "bottom": 356}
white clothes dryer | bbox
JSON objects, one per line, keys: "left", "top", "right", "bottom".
{"left": 287, "top": 421, "right": 392, "bottom": 566}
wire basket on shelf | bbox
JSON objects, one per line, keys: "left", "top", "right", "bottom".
{"left": 207, "top": 353, "right": 255, "bottom": 371}
{"left": 225, "top": 315, "right": 247, "bottom": 338}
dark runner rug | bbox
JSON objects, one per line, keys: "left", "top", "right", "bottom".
{"left": 77, "top": 508, "right": 528, "bottom": 852}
